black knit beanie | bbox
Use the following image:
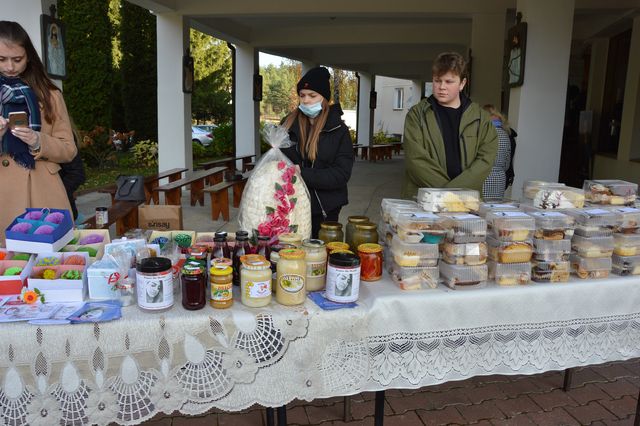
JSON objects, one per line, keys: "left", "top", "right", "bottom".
{"left": 297, "top": 67, "right": 331, "bottom": 101}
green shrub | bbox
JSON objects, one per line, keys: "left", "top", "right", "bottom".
{"left": 79, "top": 126, "right": 117, "bottom": 169}
{"left": 131, "top": 139, "right": 158, "bottom": 167}
{"left": 211, "top": 123, "right": 234, "bottom": 157}
{"left": 373, "top": 130, "right": 390, "bottom": 144}
{"left": 192, "top": 141, "right": 207, "bottom": 159}
{"left": 348, "top": 127, "right": 357, "bottom": 143}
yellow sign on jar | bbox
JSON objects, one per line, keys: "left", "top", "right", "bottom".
{"left": 276, "top": 248, "right": 306, "bottom": 305}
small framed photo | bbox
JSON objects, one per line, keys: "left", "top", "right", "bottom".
{"left": 506, "top": 22, "right": 527, "bottom": 87}
{"left": 40, "top": 14, "right": 66, "bottom": 79}
{"left": 183, "top": 55, "right": 194, "bottom": 93}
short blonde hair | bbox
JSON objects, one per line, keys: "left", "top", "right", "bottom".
{"left": 482, "top": 104, "right": 511, "bottom": 133}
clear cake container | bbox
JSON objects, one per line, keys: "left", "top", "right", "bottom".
{"left": 583, "top": 180, "right": 637, "bottom": 206}
{"left": 486, "top": 211, "right": 535, "bottom": 242}
{"left": 531, "top": 260, "right": 571, "bottom": 283}
{"left": 389, "top": 259, "right": 439, "bottom": 290}
{"left": 439, "top": 262, "right": 488, "bottom": 290}
{"left": 570, "top": 254, "right": 612, "bottom": 279}
{"left": 611, "top": 254, "right": 640, "bottom": 276}
{"left": 477, "top": 201, "right": 520, "bottom": 218}
{"left": 396, "top": 212, "right": 448, "bottom": 244}
{"left": 566, "top": 208, "right": 619, "bottom": 237}
{"left": 390, "top": 234, "right": 439, "bottom": 267}
{"left": 438, "top": 213, "right": 487, "bottom": 243}
{"left": 523, "top": 184, "right": 585, "bottom": 209}
{"left": 571, "top": 235, "right": 614, "bottom": 258}
{"left": 523, "top": 181, "right": 566, "bottom": 200}
{"left": 488, "top": 261, "right": 531, "bottom": 285}
{"left": 486, "top": 236, "right": 533, "bottom": 263}
{"left": 613, "top": 233, "right": 640, "bottom": 256}
{"left": 610, "top": 207, "right": 640, "bottom": 234}
{"left": 378, "top": 220, "right": 394, "bottom": 247}
{"left": 417, "top": 188, "right": 480, "bottom": 213}
{"left": 381, "top": 198, "right": 418, "bottom": 222}
{"left": 527, "top": 211, "right": 575, "bottom": 240}
{"left": 441, "top": 241, "right": 488, "bottom": 266}
{"left": 388, "top": 205, "right": 423, "bottom": 231}
{"left": 533, "top": 238, "right": 571, "bottom": 262}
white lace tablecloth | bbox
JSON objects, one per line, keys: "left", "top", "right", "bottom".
{"left": 1, "top": 275, "right": 640, "bottom": 425}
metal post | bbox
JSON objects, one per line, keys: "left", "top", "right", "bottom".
{"left": 277, "top": 405, "right": 287, "bottom": 426}
{"left": 266, "top": 407, "right": 275, "bottom": 426}
{"left": 562, "top": 368, "right": 573, "bottom": 391}
{"left": 343, "top": 396, "right": 351, "bottom": 422}
{"left": 374, "top": 390, "right": 385, "bottom": 426}
{"left": 634, "top": 387, "right": 640, "bottom": 426}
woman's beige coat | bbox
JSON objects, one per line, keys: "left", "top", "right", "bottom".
{"left": 0, "top": 89, "right": 76, "bottom": 240}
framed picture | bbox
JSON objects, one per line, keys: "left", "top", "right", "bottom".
{"left": 40, "top": 14, "right": 66, "bottom": 79}
{"left": 506, "top": 22, "right": 527, "bottom": 87}
{"left": 182, "top": 55, "right": 194, "bottom": 94}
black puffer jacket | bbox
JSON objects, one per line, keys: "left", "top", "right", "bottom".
{"left": 282, "top": 104, "right": 354, "bottom": 216}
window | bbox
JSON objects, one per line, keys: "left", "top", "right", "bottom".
{"left": 393, "top": 88, "right": 404, "bottom": 110}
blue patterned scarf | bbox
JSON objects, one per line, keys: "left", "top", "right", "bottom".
{"left": 0, "top": 76, "right": 42, "bottom": 169}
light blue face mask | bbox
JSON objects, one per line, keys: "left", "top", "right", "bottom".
{"left": 298, "top": 101, "right": 322, "bottom": 118}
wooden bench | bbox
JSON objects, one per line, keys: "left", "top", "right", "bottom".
{"left": 199, "top": 154, "right": 256, "bottom": 174}
{"left": 154, "top": 167, "right": 227, "bottom": 206}
{"left": 370, "top": 144, "right": 393, "bottom": 162}
{"left": 99, "top": 168, "right": 187, "bottom": 205}
{"left": 80, "top": 200, "right": 142, "bottom": 236}
{"left": 203, "top": 172, "right": 251, "bottom": 221}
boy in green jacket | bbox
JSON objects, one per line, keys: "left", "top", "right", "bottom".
{"left": 402, "top": 52, "right": 498, "bottom": 199}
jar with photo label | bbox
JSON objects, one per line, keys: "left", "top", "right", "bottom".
{"left": 136, "top": 257, "right": 173, "bottom": 311}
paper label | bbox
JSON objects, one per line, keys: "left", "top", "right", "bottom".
{"left": 465, "top": 243, "right": 481, "bottom": 256}
{"left": 585, "top": 208, "right": 609, "bottom": 215}
{"left": 245, "top": 280, "right": 271, "bottom": 298}
{"left": 306, "top": 261, "right": 327, "bottom": 278}
{"left": 450, "top": 214, "right": 478, "bottom": 220}
{"left": 411, "top": 212, "right": 439, "bottom": 219}
{"left": 617, "top": 207, "right": 640, "bottom": 213}
{"left": 533, "top": 211, "right": 566, "bottom": 218}
{"left": 136, "top": 270, "right": 173, "bottom": 309}
{"left": 279, "top": 274, "right": 304, "bottom": 293}
{"left": 211, "top": 283, "right": 233, "bottom": 301}
{"left": 495, "top": 211, "right": 529, "bottom": 218}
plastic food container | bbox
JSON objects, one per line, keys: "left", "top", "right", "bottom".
{"left": 583, "top": 179, "right": 637, "bottom": 205}
{"left": 523, "top": 181, "right": 565, "bottom": 200}
{"left": 531, "top": 260, "right": 570, "bottom": 283}
{"left": 395, "top": 212, "right": 447, "bottom": 244}
{"left": 381, "top": 199, "right": 418, "bottom": 223}
{"left": 486, "top": 236, "right": 533, "bottom": 263}
{"left": 522, "top": 182, "right": 585, "bottom": 209}
{"left": 388, "top": 206, "right": 423, "bottom": 231}
{"left": 532, "top": 238, "right": 571, "bottom": 262}
{"left": 613, "top": 233, "right": 640, "bottom": 256}
{"left": 527, "top": 211, "right": 575, "bottom": 240}
{"left": 439, "top": 263, "right": 487, "bottom": 290}
{"left": 441, "top": 242, "right": 488, "bottom": 265}
{"left": 388, "top": 259, "right": 439, "bottom": 290}
{"left": 417, "top": 188, "right": 480, "bottom": 213}
{"left": 486, "top": 211, "right": 535, "bottom": 242}
{"left": 477, "top": 201, "right": 520, "bottom": 218}
{"left": 439, "top": 213, "right": 487, "bottom": 243}
{"left": 390, "top": 235, "right": 439, "bottom": 267}
{"left": 610, "top": 207, "right": 640, "bottom": 234}
{"left": 566, "top": 208, "right": 619, "bottom": 237}
{"left": 570, "top": 254, "right": 611, "bottom": 279}
{"left": 571, "top": 235, "right": 614, "bottom": 258}
{"left": 488, "top": 261, "right": 531, "bottom": 285}
{"left": 611, "top": 254, "right": 640, "bottom": 276}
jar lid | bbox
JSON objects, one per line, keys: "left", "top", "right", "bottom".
{"left": 182, "top": 263, "right": 204, "bottom": 275}
{"left": 279, "top": 248, "right": 305, "bottom": 259}
{"left": 355, "top": 222, "right": 377, "bottom": 230}
{"left": 240, "top": 254, "right": 270, "bottom": 269}
{"left": 137, "top": 256, "right": 172, "bottom": 273}
{"left": 358, "top": 243, "right": 382, "bottom": 253}
{"left": 210, "top": 265, "right": 233, "bottom": 276}
{"left": 302, "top": 238, "right": 325, "bottom": 249}
{"left": 327, "top": 241, "right": 350, "bottom": 251}
{"left": 235, "top": 230, "right": 249, "bottom": 237}
{"left": 270, "top": 243, "right": 295, "bottom": 253}
{"left": 214, "top": 236, "right": 225, "bottom": 242}
{"left": 257, "top": 235, "right": 270, "bottom": 241}
{"left": 329, "top": 251, "right": 361, "bottom": 266}
{"left": 279, "top": 232, "right": 301, "bottom": 242}
{"left": 330, "top": 249, "right": 354, "bottom": 255}
{"left": 211, "top": 257, "right": 232, "bottom": 268}
{"left": 348, "top": 215, "right": 369, "bottom": 223}
{"left": 189, "top": 247, "right": 207, "bottom": 257}
{"left": 215, "top": 231, "right": 228, "bottom": 238}
{"left": 95, "top": 207, "right": 108, "bottom": 212}
{"left": 320, "top": 221, "right": 343, "bottom": 230}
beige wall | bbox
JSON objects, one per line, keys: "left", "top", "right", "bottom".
{"left": 374, "top": 76, "right": 420, "bottom": 136}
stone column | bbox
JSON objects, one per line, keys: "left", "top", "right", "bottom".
{"left": 357, "top": 73, "right": 373, "bottom": 146}
{"left": 235, "top": 42, "right": 258, "bottom": 167}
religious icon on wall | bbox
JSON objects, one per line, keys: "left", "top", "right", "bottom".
{"left": 506, "top": 17, "right": 527, "bottom": 88}
{"left": 41, "top": 14, "right": 66, "bottom": 79}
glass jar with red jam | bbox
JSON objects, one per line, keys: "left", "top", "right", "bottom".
{"left": 181, "top": 263, "right": 206, "bottom": 310}
{"left": 357, "top": 243, "right": 383, "bottom": 282}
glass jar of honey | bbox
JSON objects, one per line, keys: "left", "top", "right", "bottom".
{"left": 326, "top": 241, "right": 350, "bottom": 254}
{"left": 318, "top": 222, "right": 344, "bottom": 244}
{"left": 209, "top": 265, "right": 233, "bottom": 309}
{"left": 240, "top": 254, "right": 272, "bottom": 308}
{"left": 352, "top": 222, "right": 379, "bottom": 250}
{"left": 357, "top": 243, "right": 383, "bottom": 282}
{"left": 276, "top": 248, "right": 306, "bottom": 305}
{"left": 345, "top": 216, "right": 369, "bottom": 250}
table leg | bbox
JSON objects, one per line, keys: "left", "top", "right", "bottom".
{"left": 562, "top": 368, "right": 573, "bottom": 391}
{"left": 266, "top": 407, "right": 275, "bottom": 426}
{"left": 276, "top": 405, "right": 287, "bottom": 426}
{"left": 343, "top": 396, "right": 351, "bottom": 422}
{"left": 634, "top": 388, "right": 640, "bottom": 426}
{"left": 374, "top": 390, "right": 385, "bottom": 426}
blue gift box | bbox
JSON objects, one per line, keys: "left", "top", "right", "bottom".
{"left": 5, "top": 208, "right": 75, "bottom": 253}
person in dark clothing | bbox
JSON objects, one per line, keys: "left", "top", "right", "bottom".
{"left": 58, "top": 127, "right": 85, "bottom": 220}
{"left": 281, "top": 66, "right": 354, "bottom": 238}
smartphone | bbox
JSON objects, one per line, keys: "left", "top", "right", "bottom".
{"left": 8, "top": 112, "right": 28, "bottom": 129}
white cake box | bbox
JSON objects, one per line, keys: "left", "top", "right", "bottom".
{"left": 27, "top": 252, "right": 90, "bottom": 302}
{"left": 86, "top": 258, "right": 134, "bottom": 300}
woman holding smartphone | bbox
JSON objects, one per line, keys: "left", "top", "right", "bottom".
{"left": 0, "top": 21, "right": 76, "bottom": 238}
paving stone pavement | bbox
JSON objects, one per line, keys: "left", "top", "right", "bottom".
{"left": 76, "top": 155, "right": 640, "bottom": 425}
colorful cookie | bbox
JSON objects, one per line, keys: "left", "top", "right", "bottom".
{"left": 36, "top": 256, "right": 61, "bottom": 267}
{"left": 43, "top": 212, "right": 65, "bottom": 224}
{"left": 10, "top": 222, "right": 32, "bottom": 233}
{"left": 34, "top": 225, "right": 55, "bottom": 235}
{"left": 63, "top": 255, "right": 86, "bottom": 266}
{"left": 60, "top": 270, "right": 82, "bottom": 280}
{"left": 41, "top": 269, "right": 57, "bottom": 280}
{"left": 3, "top": 267, "right": 22, "bottom": 276}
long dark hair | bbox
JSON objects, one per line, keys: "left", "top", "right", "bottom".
{"left": 282, "top": 97, "right": 330, "bottom": 162}
{"left": 0, "top": 21, "right": 59, "bottom": 123}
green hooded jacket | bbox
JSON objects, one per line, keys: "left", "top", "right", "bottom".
{"left": 401, "top": 96, "right": 498, "bottom": 199}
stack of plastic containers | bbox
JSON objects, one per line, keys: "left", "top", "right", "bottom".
{"left": 379, "top": 199, "right": 418, "bottom": 248}
{"left": 485, "top": 211, "right": 535, "bottom": 285}
{"left": 583, "top": 180, "right": 638, "bottom": 206}
{"left": 609, "top": 207, "right": 640, "bottom": 276}
{"left": 528, "top": 211, "right": 574, "bottom": 283}
{"left": 477, "top": 201, "right": 520, "bottom": 218}
{"left": 522, "top": 181, "right": 585, "bottom": 210}
{"left": 566, "top": 208, "right": 618, "bottom": 279}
